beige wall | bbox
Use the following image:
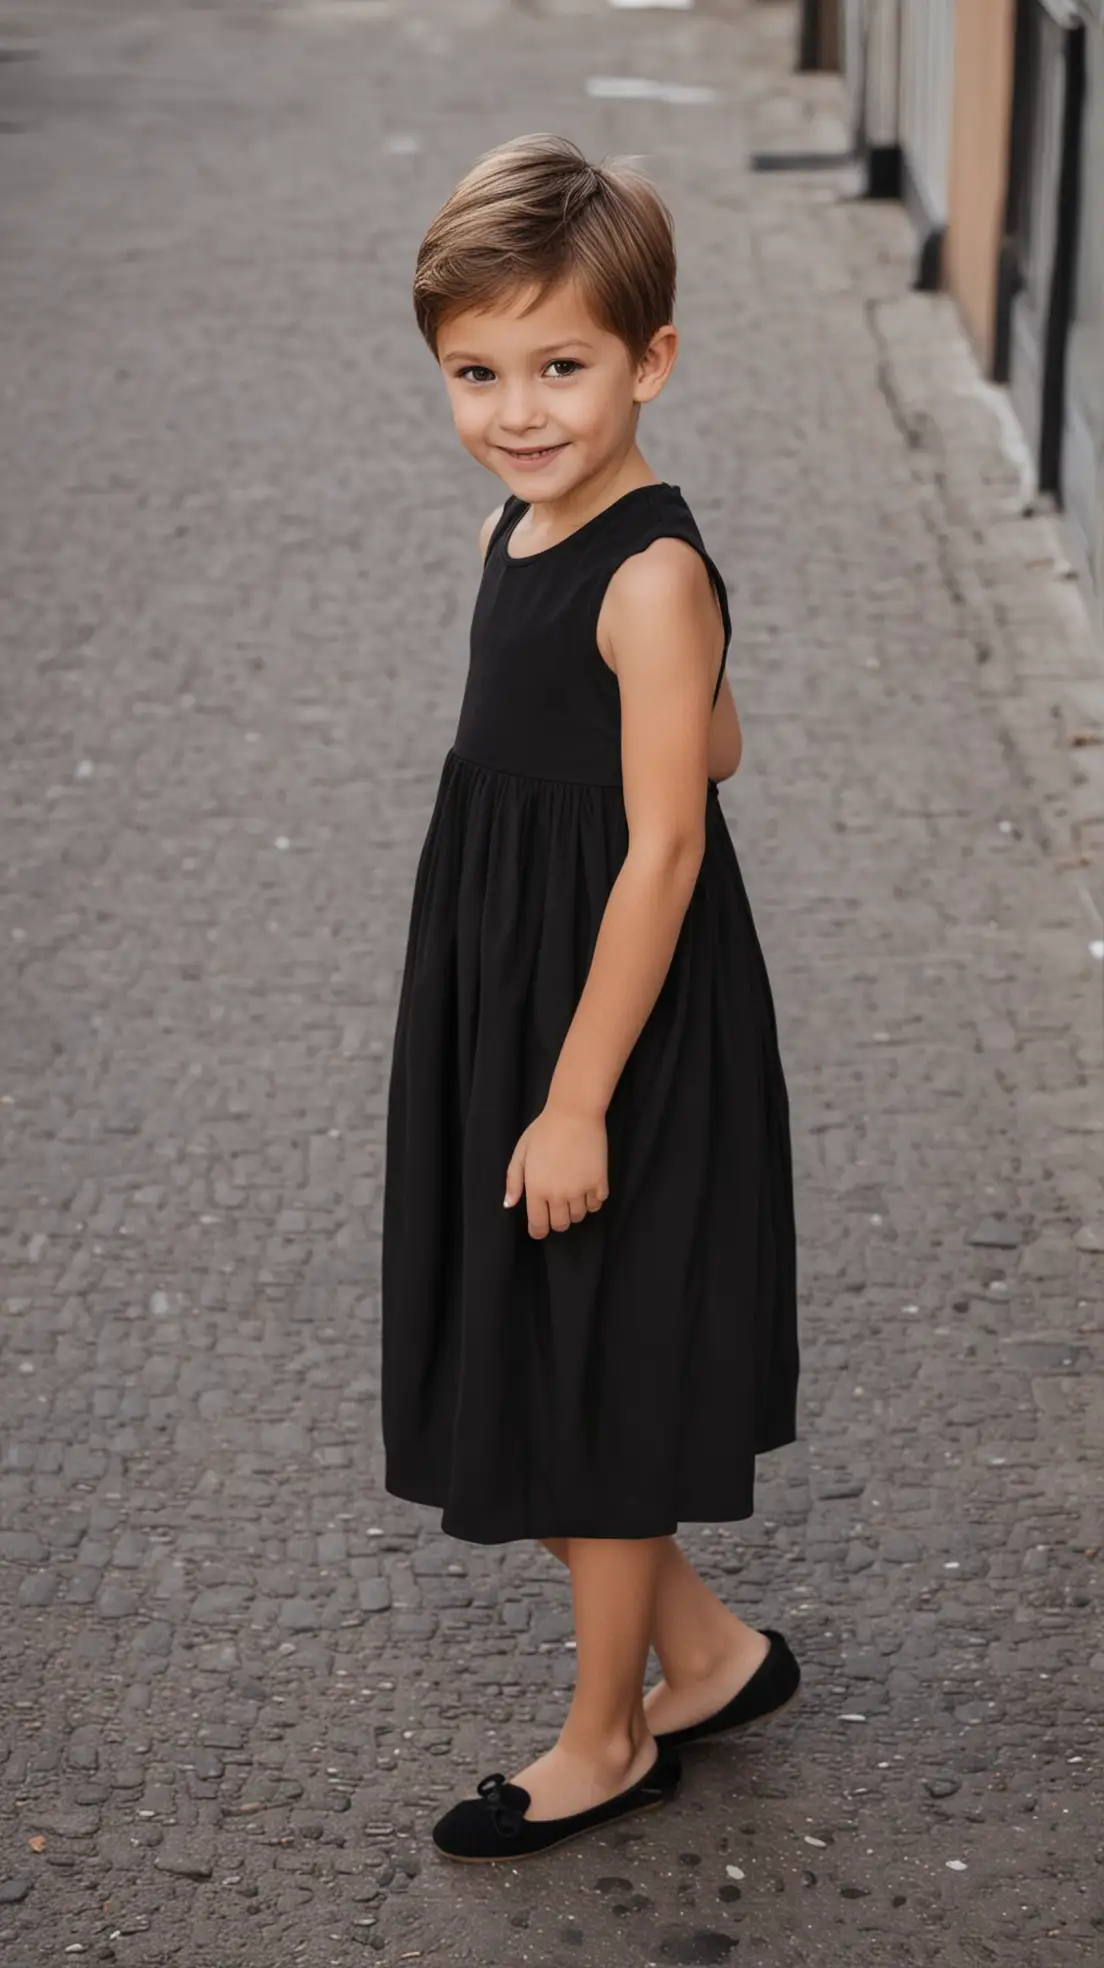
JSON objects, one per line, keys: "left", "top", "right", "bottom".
{"left": 945, "top": 0, "right": 1017, "bottom": 372}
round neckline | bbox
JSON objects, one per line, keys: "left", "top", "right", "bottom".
{"left": 502, "top": 481, "right": 677, "bottom": 565}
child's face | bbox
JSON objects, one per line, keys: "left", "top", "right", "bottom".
{"left": 437, "top": 278, "right": 675, "bottom": 501}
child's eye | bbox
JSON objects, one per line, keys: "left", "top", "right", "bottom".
{"left": 457, "top": 365, "right": 495, "bottom": 384}
{"left": 545, "top": 359, "right": 581, "bottom": 379}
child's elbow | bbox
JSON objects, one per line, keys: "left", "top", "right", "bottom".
{"left": 629, "top": 822, "right": 706, "bottom": 894}
{"left": 666, "top": 823, "right": 708, "bottom": 895}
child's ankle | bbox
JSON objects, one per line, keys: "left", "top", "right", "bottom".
{"left": 559, "top": 1717, "right": 653, "bottom": 1776}
{"left": 659, "top": 1620, "right": 762, "bottom": 1691}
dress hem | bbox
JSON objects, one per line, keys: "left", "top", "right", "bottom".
{"left": 383, "top": 1430, "right": 797, "bottom": 1546}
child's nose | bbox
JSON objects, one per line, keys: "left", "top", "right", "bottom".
{"left": 497, "top": 385, "right": 543, "bottom": 434}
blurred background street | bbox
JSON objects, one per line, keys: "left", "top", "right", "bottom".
{"left": 1, "top": 1, "right": 1102, "bottom": 1964}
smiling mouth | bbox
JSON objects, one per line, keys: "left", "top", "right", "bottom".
{"left": 499, "top": 443, "right": 567, "bottom": 461}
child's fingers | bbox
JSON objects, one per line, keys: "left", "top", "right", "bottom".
{"left": 527, "top": 1197, "right": 551, "bottom": 1240}
{"left": 547, "top": 1197, "right": 573, "bottom": 1234}
{"left": 585, "top": 1186, "right": 607, "bottom": 1212}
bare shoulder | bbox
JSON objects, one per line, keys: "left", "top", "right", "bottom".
{"left": 600, "top": 536, "right": 721, "bottom": 661}
{"left": 477, "top": 504, "right": 506, "bottom": 563}
{"left": 611, "top": 535, "right": 710, "bottom": 606}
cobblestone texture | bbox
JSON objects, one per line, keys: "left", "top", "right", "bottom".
{"left": 1, "top": 2, "right": 1102, "bottom": 1963}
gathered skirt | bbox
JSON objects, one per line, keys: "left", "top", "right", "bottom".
{"left": 381, "top": 749, "right": 799, "bottom": 1544}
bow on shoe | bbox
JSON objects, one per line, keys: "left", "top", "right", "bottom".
{"left": 476, "top": 1772, "right": 525, "bottom": 1839}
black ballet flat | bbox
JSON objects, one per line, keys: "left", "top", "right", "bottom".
{"left": 653, "top": 1628, "right": 801, "bottom": 1750}
{"left": 431, "top": 1747, "right": 682, "bottom": 1863}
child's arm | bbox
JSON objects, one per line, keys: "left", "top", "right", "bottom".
{"left": 550, "top": 537, "right": 718, "bottom": 1114}
{"left": 504, "top": 537, "right": 720, "bottom": 1238}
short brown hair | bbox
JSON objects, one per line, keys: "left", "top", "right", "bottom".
{"left": 413, "top": 134, "right": 676, "bottom": 359}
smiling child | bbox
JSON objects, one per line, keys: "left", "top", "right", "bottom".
{"left": 381, "top": 134, "right": 801, "bottom": 1862}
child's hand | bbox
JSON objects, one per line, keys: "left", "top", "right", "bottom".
{"left": 504, "top": 1104, "right": 609, "bottom": 1240}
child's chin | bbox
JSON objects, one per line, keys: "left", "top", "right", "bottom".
{"left": 499, "top": 454, "right": 582, "bottom": 495}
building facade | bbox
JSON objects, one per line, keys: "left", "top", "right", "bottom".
{"left": 945, "top": 0, "right": 1018, "bottom": 368}
{"left": 816, "top": 0, "right": 1103, "bottom": 632}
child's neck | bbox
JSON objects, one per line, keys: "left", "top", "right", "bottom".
{"left": 517, "top": 449, "right": 659, "bottom": 545}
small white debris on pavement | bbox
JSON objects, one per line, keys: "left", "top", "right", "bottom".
{"left": 586, "top": 76, "right": 717, "bottom": 104}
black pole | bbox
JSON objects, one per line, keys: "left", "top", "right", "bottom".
{"left": 1039, "top": 22, "right": 1085, "bottom": 496}
{"left": 993, "top": 0, "right": 1033, "bottom": 383}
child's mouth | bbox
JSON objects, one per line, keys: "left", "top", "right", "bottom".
{"left": 500, "top": 443, "right": 568, "bottom": 470}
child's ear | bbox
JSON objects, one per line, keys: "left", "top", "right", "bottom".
{"left": 633, "top": 324, "right": 678, "bottom": 404}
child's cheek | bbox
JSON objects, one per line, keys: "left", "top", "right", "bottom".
{"left": 450, "top": 397, "right": 489, "bottom": 459}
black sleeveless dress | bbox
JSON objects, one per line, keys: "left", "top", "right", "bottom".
{"left": 382, "top": 483, "right": 798, "bottom": 1544}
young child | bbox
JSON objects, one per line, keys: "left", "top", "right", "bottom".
{"left": 382, "top": 134, "right": 800, "bottom": 1862}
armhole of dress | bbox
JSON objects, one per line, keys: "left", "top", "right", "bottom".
{"left": 700, "top": 548, "right": 733, "bottom": 708}
{"left": 595, "top": 526, "right": 733, "bottom": 708}
{"left": 483, "top": 496, "right": 525, "bottom": 565}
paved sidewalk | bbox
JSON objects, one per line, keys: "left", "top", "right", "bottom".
{"left": 1, "top": 2, "right": 1101, "bottom": 1964}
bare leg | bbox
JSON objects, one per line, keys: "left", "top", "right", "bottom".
{"left": 513, "top": 1537, "right": 663, "bottom": 1820}
{"left": 539, "top": 1534, "right": 768, "bottom": 1738}
{"left": 642, "top": 1539, "right": 768, "bottom": 1734}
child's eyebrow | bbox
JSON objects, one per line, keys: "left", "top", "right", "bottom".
{"left": 441, "top": 340, "right": 597, "bottom": 363}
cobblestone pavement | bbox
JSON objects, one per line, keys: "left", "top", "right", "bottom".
{"left": 2, "top": 2, "right": 1103, "bottom": 1963}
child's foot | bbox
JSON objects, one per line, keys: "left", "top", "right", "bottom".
{"left": 510, "top": 1733, "right": 659, "bottom": 1822}
{"left": 431, "top": 1740, "right": 681, "bottom": 1861}
{"left": 643, "top": 1626, "right": 771, "bottom": 1739}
